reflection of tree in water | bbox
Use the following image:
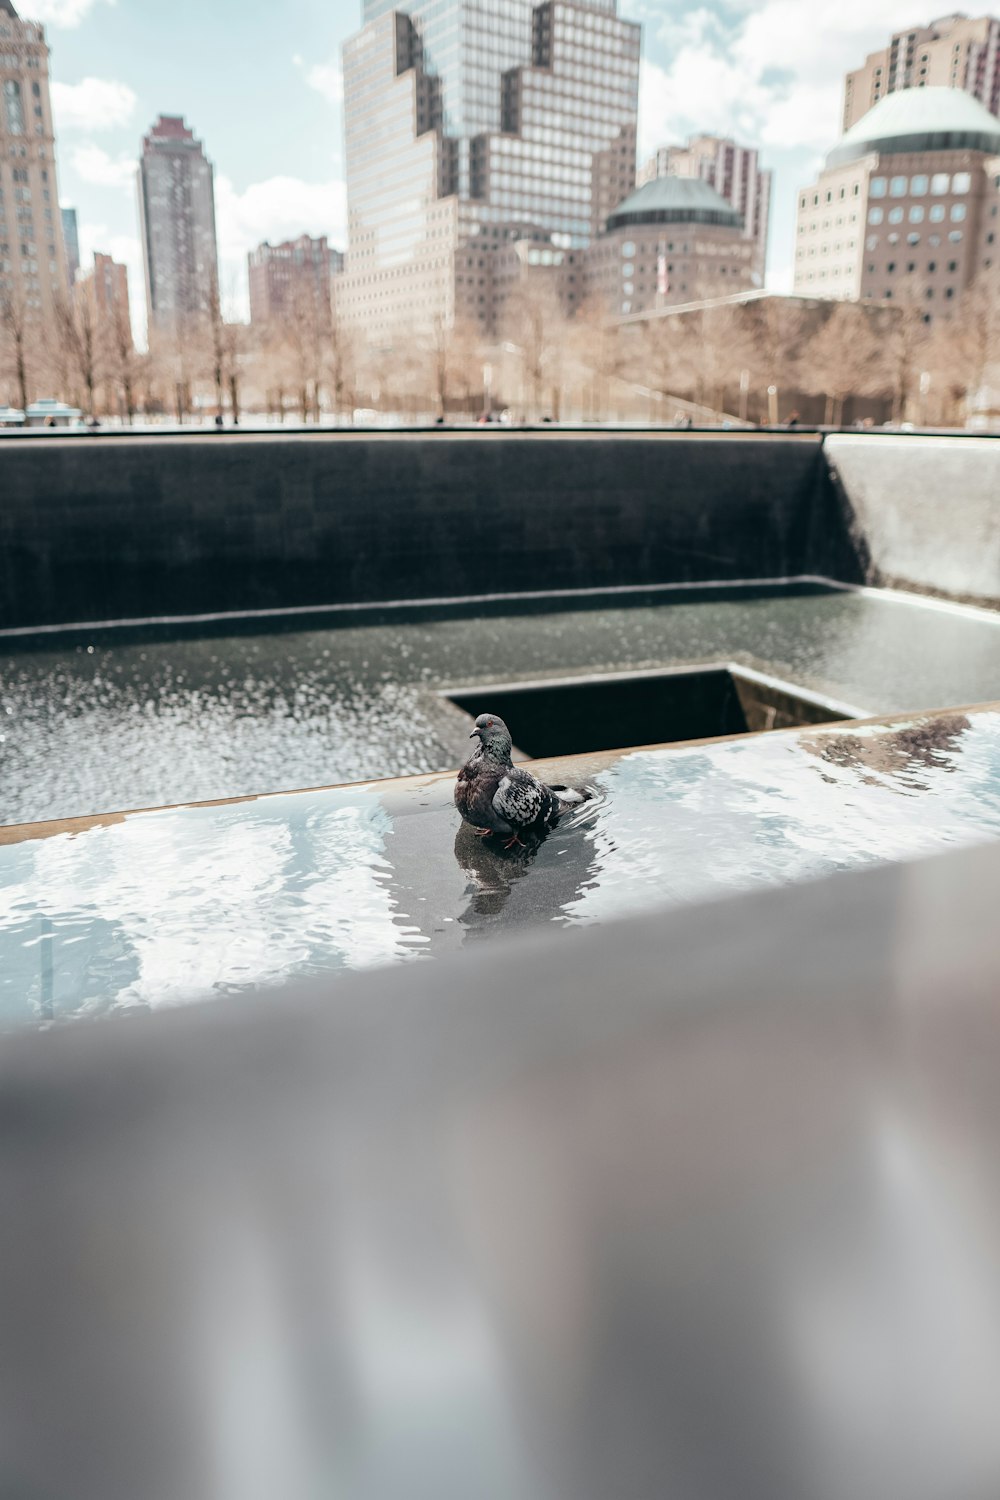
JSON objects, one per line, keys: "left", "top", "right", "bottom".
{"left": 803, "top": 714, "right": 972, "bottom": 793}
{"left": 454, "top": 802, "right": 602, "bottom": 942}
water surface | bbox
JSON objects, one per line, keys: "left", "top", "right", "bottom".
{"left": 2, "top": 709, "right": 999, "bottom": 1030}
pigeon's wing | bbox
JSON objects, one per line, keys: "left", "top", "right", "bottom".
{"left": 493, "top": 767, "right": 545, "bottom": 830}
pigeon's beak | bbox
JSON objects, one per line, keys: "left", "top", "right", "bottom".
{"left": 469, "top": 729, "right": 480, "bottom": 739}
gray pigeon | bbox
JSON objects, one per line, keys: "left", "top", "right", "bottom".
{"left": 455, "top": 713, "right": 586, "bottom": 849}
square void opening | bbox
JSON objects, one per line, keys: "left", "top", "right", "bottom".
{"left": 445, "top": 666, "right": 854, "bottom": 759}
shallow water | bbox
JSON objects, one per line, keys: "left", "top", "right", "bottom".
{"left": 2, "top": 710, "right": 999, "bottom": 1030}
{"left": 3, "top": 587, "right": 1000, "bottom": 826}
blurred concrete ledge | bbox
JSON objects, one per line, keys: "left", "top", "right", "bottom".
{"left": 1, "top": 836, "right": 1000, "bottom": 1500}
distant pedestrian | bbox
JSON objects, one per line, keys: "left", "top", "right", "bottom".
{"left": 787, "top": 411, "right": 800, "bottom": 430}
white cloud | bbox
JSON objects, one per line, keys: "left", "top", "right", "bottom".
{"left": 51, "top": 77, "right": 136, "bottom": 132}
{"left": 638, "top": 0, "right": 956, "bottom": 159}
{"left": 214, "top": 174, "right": 348, "bottom": 320}
{"left": 297, "top": 56, "right": 343, "bottom": 108}
{"left": 70, "top": 143, "right": 136, "bottom": 189}
{"left": 26, "top": 0, "right": 114, "bottom": 26}
{"left": 215, "top": 173, "right": 348, "bottom": 262}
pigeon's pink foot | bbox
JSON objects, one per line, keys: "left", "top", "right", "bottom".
{"left": 503, "top": 833, "right": 527, "bottom": 850}
{"left": 472, "top": 826, "right": 493, "bottom": 838}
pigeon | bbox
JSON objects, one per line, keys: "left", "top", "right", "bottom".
{"left": 455, "top": 712, "right": 586, "bottom": 849}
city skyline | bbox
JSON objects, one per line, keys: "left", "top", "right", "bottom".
{"left": 24, "top": 0, "right": 1000, "bottom": 343}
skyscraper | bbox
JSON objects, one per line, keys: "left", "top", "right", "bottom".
{"left": 61, "top": 205, "right": 79, "bottom": 286}
{"left": 0, "top": 0, "right": 69, "bottom": 326}
{"left": 843, "top": 13, "right": 1000, "bottom": 132}
{"left": 336, "top": 0, "right": 641, "bottom": 341}
{"left": 137, "top": 115, "right": 219, "bottom": 331}
{"left": 638, "top": 135, "right": 772, "bottom": 285}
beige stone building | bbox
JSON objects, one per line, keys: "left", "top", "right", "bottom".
{"left": 583, "top": 177, "right": 755, "bottom": 318}
{"left": 0, "top": 0, "right": 69, "bottom": 336}
{"left": 75, "top": 251, "right": 131, "bottom": 345}
{"left": 637, "top": 135, "right": 771, "bottom": 284}
{"left": 843, "top": 13, "right": 1000, "bottom": 132}
{"left": 794, "top": 87, "right": 1000, "bottom": 319}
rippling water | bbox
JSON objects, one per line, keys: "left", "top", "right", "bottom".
{"left": 3, "top": 587, "right": 1000, "bottom": 825}
{"left": 2, "top": 711, "right": 999, "bottom": 1030}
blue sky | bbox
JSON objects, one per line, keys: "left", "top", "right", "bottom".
{"left": 38, "top": 0, "right": 931, "bottom": 329}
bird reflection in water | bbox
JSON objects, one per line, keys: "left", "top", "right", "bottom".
{"left": 453, "top": 797, "right": 603, "bottom": 942}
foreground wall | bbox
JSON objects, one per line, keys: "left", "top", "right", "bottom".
{"left": 828, "top": 434, "right": 1000, "bottom": 608}
{"left": 0, "top": 431, "right": 858, "bottom": 630}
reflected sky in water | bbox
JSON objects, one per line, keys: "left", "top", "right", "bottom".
{"left": 3, "top": 586, "right": 1000, "bottom": 825}
{"left": 2, "top": 710, "right": 999, "bottom": 1031}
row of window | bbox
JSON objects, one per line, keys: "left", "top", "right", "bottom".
{"left": 866, "top": 230, "right": 964, "bottom": 246}
{"left": 870, "top": 171, "right": 972, "bottom": 197}
{"left": 870, "top": 202, "right": 966, "bottom": 224}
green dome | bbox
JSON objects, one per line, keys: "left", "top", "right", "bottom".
{"left": 606, "top": 176, "right": 742, "bottom": 232}
{"left": 827, "top": 86, "right": 1000, "bottom": 168}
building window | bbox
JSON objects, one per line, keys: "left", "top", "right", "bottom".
{"left": 3, "top": 79, "right": 24, "bottom": 136}
{"left": 952, "top": 172, "right": 971, "bottom": 194}
{"left": 929, "top": 204, "right": 945, "bottom": 222}
{"left": 870, "top": 176, "right": 887, "bottom": 198}
{"left": 907, "top": 232, "right": 920, "bottom": 245}
{"left": 951, "top": 203, "right": 966, "bottom": 222}
{"left": 890, "top": 175, "right": 908, "bottom": 196}
{"left": 910, "top": 174, "right": 928, "bottom": 195}
{"left": 909, "top": 205, "right": 924, "bottom": 223}
{"left": 948, "top": 230, "right": 963, "bottom": 242}
{"left": 888, "top": 207, "right": 904, "bottom": 224}
{"left": 931, "top": 172, "right": 950, "bottom": 194}
{"left": 945, "top": 287, "right": 955, "bottom": 299}
{"left": 887, "top": 261, "right": 896, "bottom": 272}
{"left": 622, "top": 241, "right": 635, "bottom": 257}
{"left": 928, "top": 260, "right": 936, "bottom": 272}
{"left": 948, "top": 260, "right": 958, "bottom": 271}
{"left": 866, "top": 235, "right": 878, "bottom": 250}
{"left": 869, "top": 207, "right": 884, "bottom": 224}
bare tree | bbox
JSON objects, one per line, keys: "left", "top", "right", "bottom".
{"left": 801, "top": 301, "right": 883, "bottom": 426}
{"left": 0, "top": 284, "right": 31, "bottom": 413}
{"left": 880, "top": 278, "right": 931, "bottom": 423}
{"left": 684, "top": 304, "right": 756, "bottom": 418}
{"left": 743, "top": 296, "right": 808, "bottom": 422}
{"left": 502, "top": 274, "right": 567, "bottom": 421}
{"left": 103, "top": 296, "right": 140, "bottom": 424}
{"left": 55, "top": 292, "right": 103, "bottom": 415}
{"left": 923, "top": 268, "right": 1000, "bottom": 424}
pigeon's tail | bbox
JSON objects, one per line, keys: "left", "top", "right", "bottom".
{"left": 549, "top": 785, "right": 588, "bottom": 807}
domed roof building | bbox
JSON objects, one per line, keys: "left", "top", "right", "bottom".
{"left": 584, "top": 177, "right": 756, "bottom": 318}
{"left": 794, "top": 86, "right": 1000, "bottom": 317}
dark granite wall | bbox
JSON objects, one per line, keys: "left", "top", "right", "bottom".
{"left": 0, "top": 432, "right": 864, "bottom": 630}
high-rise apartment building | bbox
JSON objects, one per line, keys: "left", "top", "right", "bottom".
{"left": 637, "top": 135, "right": 771, "bottom": 284}
{"left": 248, "top": 234, "right": 340, "bottom": 324}
{"left": 137, "top": 115, "right": 219, "bottom": 331}
{"left": 336, "top": 0, "right": 641, "bottom": 341}
{"left": 794, "top": 87, "right": 1000, "bottom": 318}
{"left": 0, "top": 1, "right": 69, "bottom": 326}
{"left": 843, "top": 13, "right": 1000, "bottom": 132}
{"left": 61, "top": 204, "right": 79, "bottom": 286}
{"left": 75, "top": 250, "right": 131, "bottom": 344}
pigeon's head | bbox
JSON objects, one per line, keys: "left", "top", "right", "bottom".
{"left": 471, "top": 713, "right": 513, "bottom": 757}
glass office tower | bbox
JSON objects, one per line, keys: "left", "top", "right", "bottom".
{"left": 337, "top": 0, "right": 640, "bottom": 342}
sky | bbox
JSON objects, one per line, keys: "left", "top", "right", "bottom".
{"left": 36, "top": 0, "right": 939, "bottom": 334}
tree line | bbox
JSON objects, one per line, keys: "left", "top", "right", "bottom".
{"left": 2, "top": 266, "right": 998, "bottom": 427}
